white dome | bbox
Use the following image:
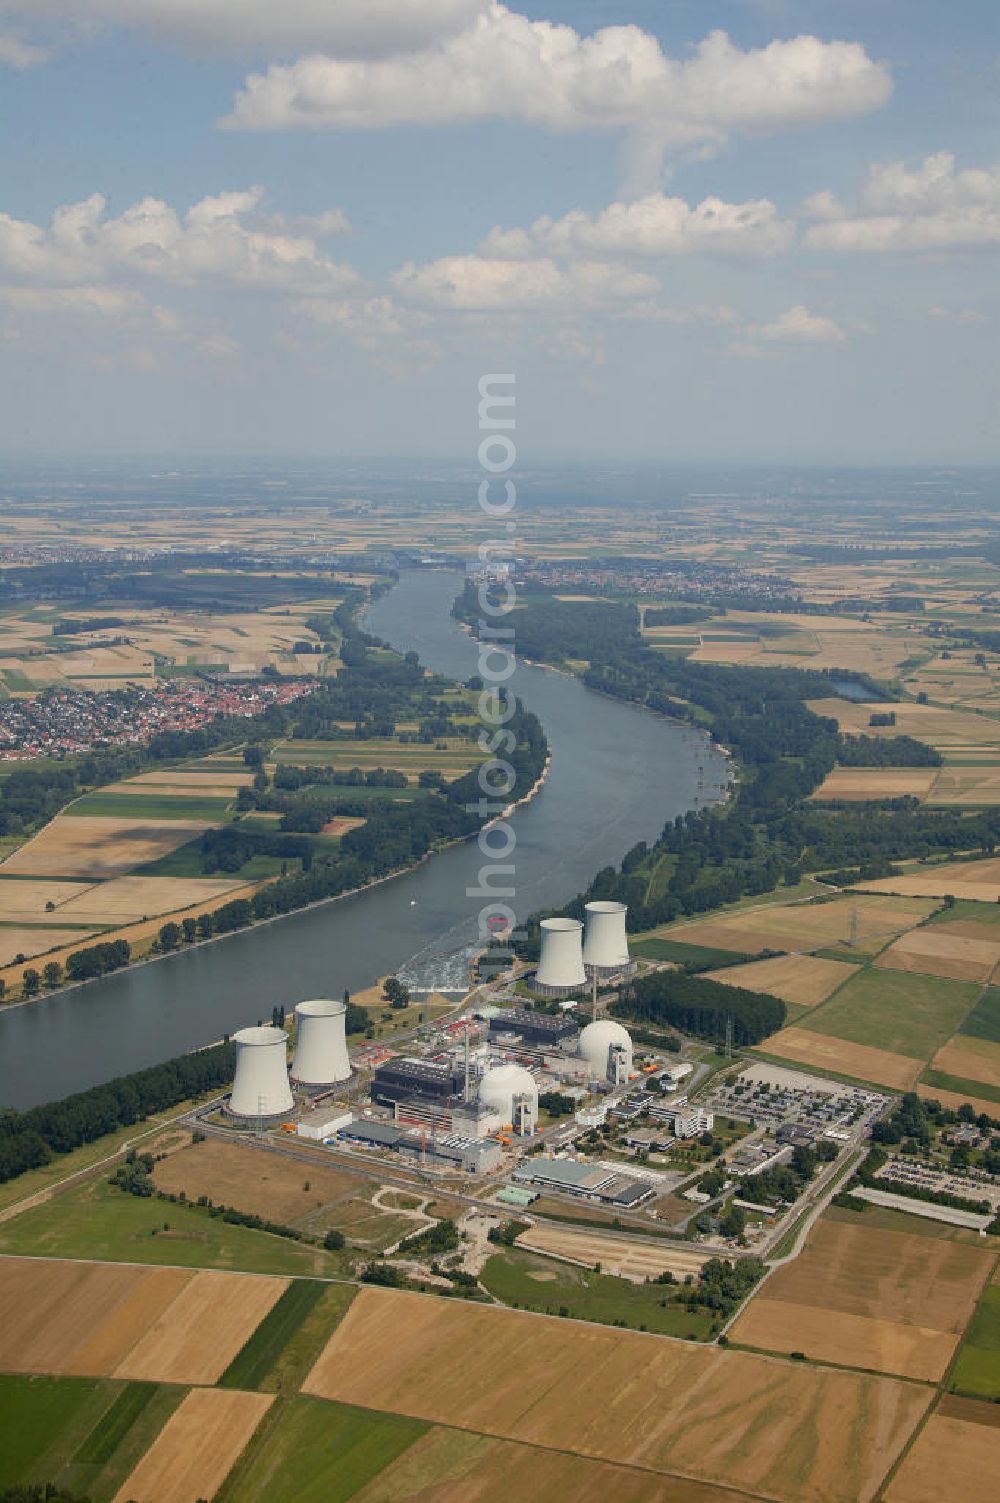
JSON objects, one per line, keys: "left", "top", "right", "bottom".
{"left": 478, "top": 1063, "right": 538, "bottom": 1119}
{"left": 579, "top": 1019, "right": 633, "bottom": 1078}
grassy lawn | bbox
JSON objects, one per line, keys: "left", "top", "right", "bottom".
{"left": 480, "top": 1248, "right": 716, "bottom": 1338}
{"left": 801, "top": 966, "right": 979, "bottom": 1060}
{"left": 0, "top": 1374, "right": 118, "bottom": 1491}
{"left": 219, "top": 1280, "right": 329, "bottom": 1389}
{"left": 0, "top": 1175, "right": 351, "bottom": 1278}
{"left": 214, "top": 1396, "right": 428, "bottom": 1503}
{"left": 960, "top": 987, "right": 1000, "bottom": 1044}
{"left": 65, "top": 792, "right": 235, "bottom": 820}
{"left": 950, "top": 1285, "right": 1000, "bottom": 1400}
{"left": 925, "top": 899, "right": 1000, "bottom": 927}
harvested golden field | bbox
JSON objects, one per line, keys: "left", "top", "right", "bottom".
{"left": 931, "top": 1035, "right": 1000, "bottom": 1091}
{"left": 729, "top": 1217, "right": 992, "bottom": 1380}
{"left": 875, "top": 923, "right": 1000, "bottom": 984}
{"left": 760, "top": 1027, "right": 923, "bottom": 1089}
{"left": 917, "top": 1083, "right": 1000, "bottom": 1118}
{"left": 52, "top": 874, "right": 247, "bottom": 924}
{"left": 810, "top": 767, "right": 938, "bottom": 801}
{"left": 0, "top": 878, "right": 95, "bottom": 922}
{"left": 0, "top": 924, "right": 99, "bottom": 966}
{"left": 113, "top": 1268, "right": 288, "bottom": 1384}
{"left": 360, "top": 1429, "right": 753, "bottom": 1503}
{"left": 884, "top": 1405, "right": 1000, "bottom": 1503}
{"left": 304, "top": 1287, "right": 929, "bottom": 1503}
{"left": 515, "top": 1225, "right": 709, "bottom": 1282}
{"left": 112, "top": 1387, "right": 274, "bottom": 1503}
{"left": 670, "top": 895, "right": 935, "bottom": 957}
{"left": 806, "top": 699, "right": 1000, "bottom": 749}
{"left": 0, "top": 816, "right": 212, "bottom": 878}
{"left": 859, "top": 859, "right": 1000, "bottom": 902}
{"left": 126, "top": 769, "right": 254, "bottom": 791}
{"left": 704, "top": 954, "right": 857, "bottom": 1007}
{"left": 0, "top": 1256, "right": 286, "bottom": 1384}
{"left": 321, "top": 815, "right": 367, "bottom": 836}
{"left": 153, "top": 1137, "right": 364, "bottom": 1225}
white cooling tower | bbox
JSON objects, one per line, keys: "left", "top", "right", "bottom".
{"left": 291, "top": 999, "right": 351, "bottom": 1088}
{"left": 583, "top": 901, "right": 631, "bottom": 974}
{"left": 579, "top": 1018, "right": 634, "bottom": 1082}
{"left": 229, "top": 1025, "right": 293, "bottom": 1120}
{"left": 478, "top": 1063, "right": 538, "bottom": 1133}
{"left": 535, "top": 917, "right": 586, "bottom": 995}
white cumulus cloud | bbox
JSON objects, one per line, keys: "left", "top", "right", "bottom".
{"left": 224, "top": 12, "right": 891, "bottom": 184}
{"left": 748, "top": 304, "right": 846, "bottom": 342}
{"left": 481, "top": 192, "right": 793, "bottom": 259}
{"left": 804, "top": 152, "right": 1000, "bottom": 252}
{"left": 0, "top": 187, "right": 356, "bottom": 292}
{"left": 392, "top": 255, "right": 659, "bottom": 311}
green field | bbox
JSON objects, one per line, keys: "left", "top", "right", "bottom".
{"left": 215, "top": 1397, "right": 428, "bottom": 1503}
{"left": 65, "top": 792, "right": 235, "bottom": 820}
{"left": 0, "top": 1176, "right": 350, "bottom": 1278}
{"left": 74, "top": 1382, "right": 158, "bottom": 1465}
{"left": 925, "top": 899, "right": 1000, "bottom": 928}
{"left": 0, "top": 1374, "right": 114, "bottom": 1490}
{"left": 631, "top": 937, "right": 753, "bottom": 967}
{"left": 800, "top": 967, "right": 979, "bottom": 1060}
{"left": 950, "top": 1285, "right": 1000, "bottom": 1399}
{"left": 135, "top": 834, "right": 304, "bottom": 880}
{"left": 960, "top": 988, "right": 1000, "bottom": 1044}
{"left": 920, "top": 1067, "right": 1000, "bottom": 1106}
{"left": 220, "top": 1280, "right": 329, "bottom": 1389}
{"left": 479, "top": 1249, "right": 716, "bottom": 1338}
{"left": 271, "top": 737, "right": 481, "bottom": 775}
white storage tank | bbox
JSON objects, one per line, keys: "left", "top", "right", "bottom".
{"left": 579, "top": 1018, "right": 634, "bottom": 1083}
{"left": 583, "top": 901, "right": 631, "bottom": 976}
{"left": 535, "top": 917, "right": 586, "bottom": 995}
{"left": 478, "top": 1063, "right": 539, "bottom": 1134}
{"left": 228, "top": 1025, "right": 293, "bottom": 1121}
{"left": 291, "top": 998, "right": 351, "bottom": 1088}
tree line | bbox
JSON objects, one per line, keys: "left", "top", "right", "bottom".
{"left": 613, "top": 971, "right": 786, "bottom": 1046}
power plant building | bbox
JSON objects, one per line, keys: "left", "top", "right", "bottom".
{"left": 578, "top": 1018, "right": 634, "bottom": 1084}
{"left": 372, "top": 1056, "right": 464, "bottom": 1108}
{"left": 290, "top": 998, "right": 351, "bottom": 1089}
{"left": 582, "top": 901, "right": 633, "bottom": 978}
{"left": 534, "top": 917, "right": 587, "bottom": 996}
{"left": 228, "top": 1025, "right": 293, "bottom": 1122}
{"left": 478, "top": 1063, "right": 539, "bottom": 1135}
{"left": 487, "top": 1007, "right": 578, "bottom": 1049}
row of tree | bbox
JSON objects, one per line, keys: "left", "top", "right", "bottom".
{"left": 612, "top": 971, "right": 786, "bottom": 1046}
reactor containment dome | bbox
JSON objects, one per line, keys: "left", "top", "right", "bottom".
{"left": 478, "top": 1063, "right": 539, "bottom": 1134}
{"left": 229, "top": 1025, "right": 294, "bottom": 1121}
{"left": 291, "top": 998, "right": 351, "bottom": 1088}
{"left": 534, "top": 917, "right": 586, "bottom": 996}
{"left": 579, "top": 1018, "right": 634, "bottom": 1084}
{"left": 583, "top": 900, "right": 632, "bottom": 977}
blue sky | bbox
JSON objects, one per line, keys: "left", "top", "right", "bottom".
{"left": 0, "top": 1, "right": 997, "bottom": 464}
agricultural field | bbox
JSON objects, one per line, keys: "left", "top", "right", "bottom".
{"left": 806, "top": 698, "right": 1000, "bottom": 753}
{"left": 152, "top": 1136, "right": 365, "bottom": 1226}
{"left": 0, "top": 1257, "right": 287, "bottom": 1384}
{"left": 650, "top": 894, "right": 937, "bottom": 960}
{"left": 514, "top": 1223, "right": 709, "bottom": 1282}
{"left": 0, "top": 1173, "right": 350, "bottom": 1278}
{"left": 729, "top": 1215, "right": 993, "bottom": 1381}
{"left": 303, "top": 1286, "right": 931, "bottom": 1503}
{"left": 810, "top": 767, "right": 940, "bottom": 802}
{"left": 0, "top": 814, "right": 215, "bottom": 879}
{"left": 112, "top": 1386, "right": 274, "bottom": 1503}
{"left": 0, "top": 923, "right": 100, "bottom": 966}
{"left": 756, "top": 1026, "right": 923, "bottom": 1089}
{"left": 800, "top": 969, "right": 978, "bottom": 1061}
{"left": 885, "top": 1400, "right": 1000, "bottom": 1502}
{"left": 875, "top": 920, "right": 1000, "bottom": 984}
{"left": 859, "top": 858, "right": 1000, "bottom": 902}
{"left": 703, "top": 954, "right": 858, "bottom": 1008}
{"left": 270, "top": 735, "right": 482, "bottom": 783}
{"left": 949, "top": 1282, "right": 1000, "bottom": 1401}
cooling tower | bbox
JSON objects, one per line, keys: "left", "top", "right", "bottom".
{"left": 534, "top": 917, "right": 586, "bottom": 995}
{"left": 228, "top": 1025, "right": 293, "bottom": 1121}
{"left": 583, "top": 901, "right": 631, "bottom": 975}
{"left": 579, "top": 1018, "right": 634, "bottom": 1082}
{"left": 291, "top": 999, "right": 351, "bottom": 1088}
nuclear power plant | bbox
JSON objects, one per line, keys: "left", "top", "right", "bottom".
{"left": 578, "top": 1018, "right": 634, "bottom": 1084}
{"left": 534, "top": 916, "right": 586, "bottom": 996}
{"left": 228, "top": 1025, "right": 294, "bottom": 1122}
{"left": 290, "top": 999, "right": 352, "bottom": 1089}
{"left": 477, "top": 1062, "right": 539, "bottom": 1135}
{"left": 582, "top": 900, "right": 633, "bottom": 979}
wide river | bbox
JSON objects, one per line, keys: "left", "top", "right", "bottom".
{"left": 0, "top": 570, "right": 725, "bottom": 1108}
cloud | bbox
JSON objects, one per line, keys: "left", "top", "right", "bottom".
{"left": 0, "top": 31, "right": 46, "bottom": 67}
{"left": 747, "top": 304, "right": 846, "bottom": 342}
{"left": 0, "top": 0, "right": 485, "bottom": 58}
{"left": 804, "top": 152, "right": 1000, "bottom": 252}
{"left": 224, "top": 14, "right": 891, "bottom": 184}
{"left": 391, "top": 254, "right": 658, "bottom": 311}
{"left": 481, "top": 192, "right": 793, "bottom": 260}
{"left": 929, "top": 305, "right": 986, "bottom": 325}
{"left": 0, "top": 284, "right": 146, "bottom": 318}
{"left": 0, "top": 187, "right": 356, "bottom": 292}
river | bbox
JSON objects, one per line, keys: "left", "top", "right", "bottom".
{"left": 0, "top": 570, "right": 725, "bottom": 1108}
